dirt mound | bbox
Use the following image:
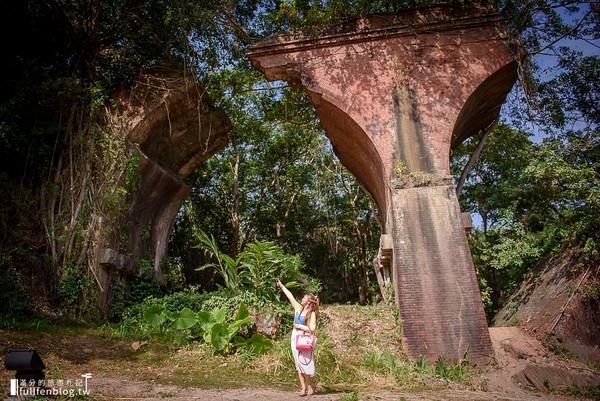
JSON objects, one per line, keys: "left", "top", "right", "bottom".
{"left": 485, "top": 326, "right": 600, "bottom": 398}
{"left": 494, "top": 246, "right": 600, "bottom": 366}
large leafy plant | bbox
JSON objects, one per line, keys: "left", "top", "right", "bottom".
{"left": 194, "top": 231, "right": 241, "bottom": 293}
{"left": 143, "top": 302, "right": 271, "bottom": 355}
{"left": 194, "top": 230, "right": 320, "bottom": 300}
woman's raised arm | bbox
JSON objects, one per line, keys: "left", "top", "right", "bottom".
{"left": 277, "top": 279, "right": 301, "bottom": 310}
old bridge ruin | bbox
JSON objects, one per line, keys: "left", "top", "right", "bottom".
{"left": 99, "top": 5, "right": 519, "bottom": 364}
{"left": 248, "top": 5, "right": 518, "bottom": 363}
{"left": 97, "top": 65, "right": 231, "bottom": 311}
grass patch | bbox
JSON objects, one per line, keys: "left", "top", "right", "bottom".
{"left": 567, "top": 384, "right": 600, "bottom": 400}
{"left": 0, "top": 313, "right": 96, "bottom": 335}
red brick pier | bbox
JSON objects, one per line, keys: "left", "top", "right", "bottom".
{"left": 249, "top": 4, "right": 518, "bottom": 364}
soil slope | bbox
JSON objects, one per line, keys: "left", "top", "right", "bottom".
{"left": 494, "top": 246, "right": 600, "bottom": 366}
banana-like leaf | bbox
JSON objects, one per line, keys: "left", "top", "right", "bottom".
{"left": 234, "top": 302, "right": 249, "bottom": 321}
{"left": 143, "top": 304, "right": 166, "bottom": 326}
{"left": 211, "top": 306, "right": 227, "bottom": 323}
{"left": 172, "top": 307, "right": 198, "bottom": 330}
{"left": 210, "top": 323, "right": 229, "bottom": 351}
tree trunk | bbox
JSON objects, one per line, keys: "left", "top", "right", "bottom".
{"left": 456, "top": 118, "right": 498, "bottom": 197}
{"left": 355, "top": 206, "right": 372, "bottom": 304}
{"left": 231, "top": 147, "right": 241, "bottom": 258}
{"left": 342, "top": 172, "right": 372, "bottom": 304}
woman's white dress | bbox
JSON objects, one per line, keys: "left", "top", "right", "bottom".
{"left": 291, "top": 313, "right": 315, "bottom": 375}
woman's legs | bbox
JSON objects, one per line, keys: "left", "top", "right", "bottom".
{"left": 297, "top": 371, "right": 306, "bottom": 395}
{"left": 304, "top": 374, "right": 315, "bottom": 395}
{"left": 297, "top": 372, "right": 316, "bottom": 396}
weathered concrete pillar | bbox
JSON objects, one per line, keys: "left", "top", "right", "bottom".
{"left": 100, "top": 65, "right": 231, "bottom": 285}
{"left": 249, "top": 5, "right": 518, "bottom": 363}
{"left": 391, "top": 174, "right": 491, "bottom": 361}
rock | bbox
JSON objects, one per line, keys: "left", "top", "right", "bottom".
{"left": 513, "top": 364, "right": 600, "bottom": 392}
{"left": 252, "top": 309, "right": 281, "bottom": 339}
{"left": 500, "top": 335, "right": 548, "bottom": 359}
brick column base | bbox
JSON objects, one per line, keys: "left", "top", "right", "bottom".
{"left": 391, "top": 176, "right": 493, "bottom": 364}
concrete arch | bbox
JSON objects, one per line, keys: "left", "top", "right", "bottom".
{"left": 452, "top": 60, "right": 519, "bottom": 149}
{"left": 302, "top": 86, "right": 388, "bottom": 229}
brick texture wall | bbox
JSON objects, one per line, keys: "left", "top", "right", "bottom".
{"left": 392, "top": 180, "right": 492, "bottom": 363}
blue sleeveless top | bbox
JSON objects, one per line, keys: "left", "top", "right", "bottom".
{"left": 294, "top": 311, "right": 306, "bottom": 325}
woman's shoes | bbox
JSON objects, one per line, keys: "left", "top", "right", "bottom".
{"left": 299, "top": 385, "right": 315, "bottom": 397}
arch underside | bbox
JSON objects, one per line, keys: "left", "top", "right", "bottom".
{"left": 451, "top": 61, "right": 519, "bottom": 149}
{"left": 309, "top": 92, "right": 387, "bottom": 225}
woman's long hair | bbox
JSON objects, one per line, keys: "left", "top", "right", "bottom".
{"left": 303, "top": 293, "right": 320, "bottom": 321}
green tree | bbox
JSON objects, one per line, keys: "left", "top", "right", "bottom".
{"left": 520, "top": 138, "right": 600, "bottom": 243}
{"left": 173, "top": 65, "right": 381, "bottom": 302}
{"left": 452, "top": 125, "right": 599, "bottom": 317}
{"left": 453, "top": 124, "right": 535, "bottom": 233}
{"left": 0, "top": 0, "right": 272, "bottom": 316}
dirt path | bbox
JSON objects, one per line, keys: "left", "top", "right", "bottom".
{"left": 86, "top": 375, "right": 582, "bottom": 401}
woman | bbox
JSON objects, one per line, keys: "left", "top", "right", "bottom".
{"left": 276, "top": 279, "right": 320, "bottom": 396}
